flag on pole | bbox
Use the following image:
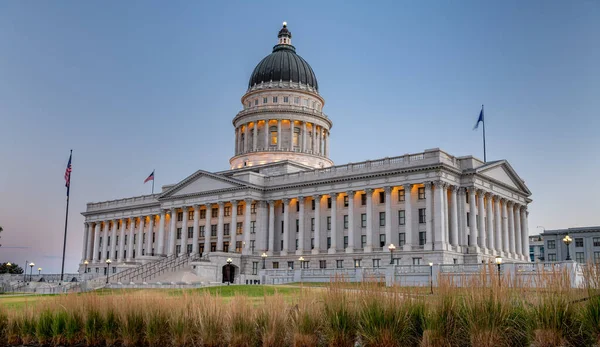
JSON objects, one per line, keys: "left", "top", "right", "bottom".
{"left": 473, "top": 107, "right": 484, "bottom": 130}
{"left": 64, "top": 152, "right": 72, "bottom": 196}
{"left": 144, "top": 170, "right": 155, "bottom": 184}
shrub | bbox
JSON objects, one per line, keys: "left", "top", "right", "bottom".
{"left": 84, "top": 308, "right": 104, "bottom": 346}
{"left": 322, "top": 288, "right": 357, "bottom": 347}
{"left": 226, "top": 296, "right": 258, "bottom": 347}
{"left": 51, "top": 310, "right": 67, "bottom": 346}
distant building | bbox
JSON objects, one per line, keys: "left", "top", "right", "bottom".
{"left": 529, "top": 234, "right": 544, "bottom": 262}
{"left": 541, "top": 226, "right": 600, "bottom": 263}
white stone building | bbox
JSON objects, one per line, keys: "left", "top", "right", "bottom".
{"left": 80, "top": 24, "right": 532, "bottom": 284}
{"left": 541, "top": 226, "right": 600, "bottom": 263}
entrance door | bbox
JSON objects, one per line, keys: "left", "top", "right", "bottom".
{"left": 222, "top": 264, "right": 236, "bottom": 283}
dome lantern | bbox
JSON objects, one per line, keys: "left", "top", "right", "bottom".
{"left": 278, "top": 21, "right": 292, "bottom": 45}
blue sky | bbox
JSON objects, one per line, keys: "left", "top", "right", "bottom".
{"left": 0, "top": 1, "right": 598, "bottom": 273}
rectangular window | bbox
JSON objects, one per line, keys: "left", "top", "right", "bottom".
{"left": 419, "top": 208, "right": 426, "bottom": 224}
{"left": 344, "top": 236, "right": 348, "bottom": 249}
{"left": 467, "top": 212, "right": 470, "bottom": 226}
{"left": 177, "top": 212, "right": 183, "bottom": 221}
{"left": 304, "top": 99, "right": 309, "bottom": 106}
{"left": 548, "top": 240, "right": 556, "bottom": 249}
{"left": 99, "top": 236, "right": 103, "bottom": 247}
{"left": 107, "top": 236, "right": 111, "bottom": 246}
{"left": 595, "top": 252, "right": 600, "bottom": 264}
{"left": 188, "top": 212, "right": 194, "bottom": 221}
{"left": 361, "top": 193, "right": 366, "bottom": 206}
{"left": 295, "top": 239, "right": 299, "bottom": 250}
{"left": 575, "top": 252, "right": 585, "bottom": 263}
{"left": 254, "top": 99, "right": 258, "bottom": 106}
{"left": 319, "top": 260, "right": 327, "bottom": 269}
{"left": 250, "top": 240, "right": 255, "bottom": 252}
{"left": 272, "top": 262, "right": 279, "bottom": 269}
{"left": 336, "top": 260, "right": 343, "bottom": 268}
{"left": 419, "top": 232, "right": 426, "bottom": 246}
{"left": 327, "top": 197, "right": 331, "bottom": 208}
{"left": 594, "top": 237, "right": 600, "bottom": 247}
{"left": 224, "top": 206, "right": 231, "bottom": 217}
{"left": 282, "top": 204, "right": 285, "bottom": 213}
{"left": 327, "top": 217, "right": 331, "bottom": 230}
{"left": 272, "top": 96, "right": 278, "bottom": 103}
{"left": 361, "top": 213, "right": 367, "bottom": 228}
{"left": 288, "top": 261, "right": 294, "bottom": 270}
{"left": 312, "top": 199, "right": 316, "bottom": 210}
{"left": 211, "top": 208, "right": 218, "bottom": 218}
{"left": 236, "top": 222, "right": 243, "bottom": 235}
{"left": 354, "top": 259, "right": 362, "bottom": 268}
{"left": 176, "top": 228, "right": 182, "bottom": 240}
{"left": 200, "top": 209, "right": 206, "bottom": 219}
{"left": 296, "top": 202, "right": 300, "bottom": 212}
{"left": 379, "top": 191, "right": 385, "bottom": 203}
{"left": 361, "top": 235, "right": 367, "bottom": 248}
{"left": 224, "top": 223, "right": 230, "bottom": 236}
{"left": 344, "top": 215, "right": 349, "bottom": 229}
{"left": 344, "top": 195, "right": 349, "bottom": 207}
{"left": 294, "top": 97, "right": 299, "bottom": 104}
{"left": 413, "top": 258, "right": 422, "bottom": 265}
{"left": 251, "top": 203, "right": 256, "bottom": 214}
{"left": 398, "top": 189, "right": 405, "bottom": 202}
{"left": 398, "top": 210, "right": 406, "bottom": 225}
{"left": 175, "top": 245, "right": 181, "bottom": 255}
{"left": 187, "top": 244, "right": 193, "bottom": 254}
{"left": 223, "top": 242, "right": 229, "bottom": 252}
{"left": 379, "top": 212, "right": 386, "bottom": 226}
{"left": 251, "top": 262, "right": 258, "bottom": 275}
{"left": 418, "top": 187, "right": 425, "bottom": 200}
{"left": 210, "top": 242, "right": 216, "bottom": 252}
{"left": 263, "top": 97, "right": 268, "bottom": 104}
{"left": 236, "top": 241, "right": 242, "bottom": 253}
{"left": 575, "top": 238, "right": 584, "bottom": 247}
{"left": 379, "top": 234, "right": 386, "bottom": 247}
{"left": 327, "top": 237, "right": 331, "bottom": 249}
{"left": 250, "top": 221, "right": 256, "bottom": 234}
{"left": 296, "top": 219, "right": 299, "bottom": 233}
{"left": 187, "top": 227, "right": 193, "bottom": 239}
{"left": 237, "top": 205, "right": 244, "bottom": 215}
{"left": 373, "top": 259, "right": 380, "bottom": 268}
{"left": 199, "top": 226, "right": 205, "bottom": 237}
{"left": 124, "top": 235, "right": 128, "bottom": 245}
{"left": 548, "top": 254, "right": 557, "bottom": 261}
{"left": 399, "top": 233, "right": 406, "bottom": 247}
{"left": 311, "top": 218, "right": 315, "bottom": 231}
{"left": 311, "top": 238, "right": 314, "bottom": 249}
{"left": 283, "top": 96, "right": 289, "bottom": 103}
{"left": 211, "top": 225, "right": 217, "bottom": 237}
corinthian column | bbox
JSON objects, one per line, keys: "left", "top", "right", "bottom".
{"left": 81, "top": 223, "right": 89, "bottom": 262}
{"left": 145, "top": 215, "right": 154, "bottom": 256}
{"left": 403, "top": 184, "right": 413, "bottom": 251}
{"left": 93, "top": 223, "right": 101, "bottom": 263}
{"left": 136, "top": 217, "right": 145, "bottom": 258}
{"left": 365, "top": 188, "right": 373, "bottom": 252}
{"left": 230, "top": 201, "right": 238, "bottom": 253}
{"left": 282, "top": 199, "right": 290, "bottom": 255}
{"left": 267, "top": 200, "right": 275, "bottom": 254}
{"left": 433, "top": 181, "right": 447, "bottom": 250}
{"left": 127, "top": 218, "right": 135, "bottom": 261}
{"left": 424, "top": 183, "right": 433, "bottom": 250}
{"left": 449, "top": 186, "right": 459, "bottom": 247}
{"left": 168, "top": 209, "right": 176, "bottom": 256}
{"left": 468, "top": 188, "right": 478, "bottom": 248}
{"left": 494, "top": 197, "right": 502, "bottom": 255}
{"left": 384, "top": 186, "right": 392, "bottom": 249}
{"left": 180, "top": 208, "right": 188, "bottom": 256}
{"left": 486, "top": 194, "right": 494, "bottom": 252}
{"left": 297, "top": 197, "right": 305, "bottom": 255}
{"left": 507, "top": 202, "right": 515, "bottom": 256}
{"left": 458, "top": 188, "right": 467, "bottom": 247}
{"left": 253, "top": 122, "right": 258, "bottom": 151}
{"left": 312, "top": 195, "right": 322, "bottom": 254}
{"left": 101, "top": 221, "right": 109, "bottom": 261}
{"left": 157, "top": 210, "right": 166, "bottom": 256}
{"left": 277, "top": 120, "right": 282, "bottom": 150}
{"left": 86, "top": 222, "right": 94, "bottom": 261}
{"left": 204, "top": 204, "right": 211, "bottom": 255}
{"left": 514, "top": 205, "right": 522, "bottom": 257}
{"left": 302, "top": 122, "right": 307, "bottom": 152}
{"left": 192, "top": 205, "right": 200, "bottom": 255}
{"left": 328, "top": 193, "right": 338, "bottom": 254}
{"left": 502, "top": 200, "right": 509, "bottom": 254}
{"left": 243, "top": 199, "right": 252, "bottom": 254}
{"left": 521, "top": 208, "right": 529, "bottom": 260}
{"left": 477, "top": 190, "right": 486, "bottom": 250}
{"left": 217, "top": 202, "right": 225, "bottom": 252}
{"left": 346, "top": 191, "right": 355, "bottom": 253}
{"left": 118, "top": 219, "right": 125, "bottom": 262}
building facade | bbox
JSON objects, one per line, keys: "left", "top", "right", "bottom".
{"left": 541, "top": 226, "right": 600, "bottom": 263}
{"left": 529, "top": 234, "right": 544, "bottom": 262}
{"left": 80, "top": 24, "right": 532, "bottom": 283}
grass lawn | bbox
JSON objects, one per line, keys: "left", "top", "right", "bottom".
{"left": 0, "top": 285, "right": 303, "bottom": 311}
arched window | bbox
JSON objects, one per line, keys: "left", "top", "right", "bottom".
{"left": 293, "top": 127, "right": 301, "bottom": 147}
{"left": 240, "top": 133, "right": 245, "bottom": 152}
{"left": 269, "top": 126, "right": 278, "bottom": 146}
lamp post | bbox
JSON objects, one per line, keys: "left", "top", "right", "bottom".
{"left": 29, "top": 262, "right": 34, "bottom": 282}
{"left": 495, "top": 256, "right": 502, "bottom": 285}
{"left": 105, "top": 259, "right": 112, "bottom": 284}
{"left": 23, "top": 260, "right": 28, "bottom": 283}
{"left": 388, "top": 243, "right": 396, "bottom": 264}
{"left": 261, "top": 252, "right": 267, "bottom": 269}
{"left": 428, "top": 262, "right": 433, "bottom": 294}
{"left": 299, "top": 256, "right": 305, "bottom": 269}
{"left": 562, "top": 235, "right": 572, "bottom": 261}
{"left": 38, "top": 268, "right": 42, "bottom": 276}
{"left": 226, "top": 258, "right": 232, "bottom": 285}
{"left": 84, "top": 260, "right": 89, "bottom": 274}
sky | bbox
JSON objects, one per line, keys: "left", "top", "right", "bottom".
{"left": 0, "top": 1, "right": 598, "bottom": 273}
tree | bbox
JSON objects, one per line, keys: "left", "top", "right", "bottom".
{"left": 0, "top": 262, "right": 23, "bottom": 274}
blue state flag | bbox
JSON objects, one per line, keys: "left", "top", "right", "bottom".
{"left": 473, "top": 107, "right": 484, "bottom": 130}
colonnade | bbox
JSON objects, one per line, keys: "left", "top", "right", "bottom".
{"left": 81, "top": 181, "right": 530, "bottom": 265}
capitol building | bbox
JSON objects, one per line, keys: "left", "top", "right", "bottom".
{"left": 80, "top": 24, "right": 532, "bottom": 284}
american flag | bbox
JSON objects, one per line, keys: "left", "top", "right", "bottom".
{"left": 144, "top": 170, "right": 154, "bottom": 184}
{"left": 64, "top": 152, "right": 72, "bottom": 196}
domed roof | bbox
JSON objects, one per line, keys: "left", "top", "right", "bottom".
{"left": 248, "top": 24, "right": 318, "bottom": 91}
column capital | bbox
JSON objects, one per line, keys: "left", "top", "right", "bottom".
{"left": 313, "top": 194, "right": 322, "bottom": 200}
{"left": 170, "top": 207, "right": 177, "bottom": 213}
{"left": 458, "top": 186, "right": 466, "bottom": 194}
{"left": 181, "top": 205, "right": 188, "bottom": 210}
{"left": 424, "top": 182, "right": 433, "bottom": 189}
{"left": 329, "top": 192, "right": 338, "bottom": 198}
{"left": 84, "top": 222, "right": 89, "bottom": 227}
{"left": 346, "top": 190, "right": 355, "bottom": 196}
{"left": 402, "top": 183, "right": 412, "bottom": 191}
{"left": 365, "top": 188, "right": 374, "bottom": 194}
{"left": 258, "top": 200, "right": 267, "bottom": 207}
{"left": 217, "top": 201, "right": 225, "bottom": 207}
{"left": 244, "top": 198, "right": 253, "bottom": 204}
{"left": 483, "top": 191, "right": 492, "bottom": 198}
{"left": 476, "top": 188, "right": 485, "bottom": 195}
{"left": 520, "top": 205, "right": 527, "bottom": 212}
{"left": 267, "top": 200, "right": 276, "bottom": 205}
{"left": 192, "top": 204, "right": 200, "bottom": 209}
{"left": 282, "top": 198, "right": 290, "bottom": 204}
{"left": 298, "top": 196, "right": 305, "bottom": 202}
{"left": 506, "top": 200, "right": 514, "bottom": 207}
{"left": 204, "top": 203, "right": 212, "bottom": 209}
{"left": 468, "top": 187, "right": 477, "bottom": 195}
{"left": 231, "top": 200, "right": 239, "bottom": 206}
{"left": 383, "top": 186, "right": 392, "bottom": 193}
{"left": 433, "top": 180, "right": 445, "bottom": 188}
{"left": 448, "top": 185, "right": 458, "bottom": 192}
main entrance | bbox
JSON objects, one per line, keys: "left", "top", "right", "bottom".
{"left": 222, "top": 264, "right": 237, "bottom": 284}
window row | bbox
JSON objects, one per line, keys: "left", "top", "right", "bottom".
{"left": 175, "top": 204, "right": 256, "bottom": 221}
{"left": 246, "top": 96, "right": 321, "bottom": 111}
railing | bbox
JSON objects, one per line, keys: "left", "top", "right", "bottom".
{"left": 86, "top": 194, "right": 160, "bottom": 212}
{"left": 395, "top": 265, "right": 431, "bottom": 274}
{"left": 233, "top": 146, "right": 326, "bottom": 157}
{"left": 235, "top": 104, "right": 329, "bottom": 120}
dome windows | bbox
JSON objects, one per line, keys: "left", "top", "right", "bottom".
{"left": 273, "top": 96, "right": 278, "bottom": 103}
{"left": 263, "top": 97, "right": 268, "bottom": 104}
{"left": 254, "top": 99, "right": 258, "bottom": 106}
{"left": 269, "top": 126, "right": 278, "bottom": 145}
{"left": 294, "top": 97, "right": 299, "bottom": 104}
{"left": 284, "top": 96, "right": 289, "bottom": 103}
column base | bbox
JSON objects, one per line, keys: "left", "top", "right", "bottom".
{"left": 328, "top": 248, "right": 337, "bottom": 254}
{"left": 281, "top": 250, "right": 289, "bottom": 256}
{"left": 403, "top": 244, "right": 412, "bottom": 252}
{"left": 311, "top": 249, "right": 320, "bottom": 255}
{"left": 434, "top": 242, "right": 448, "bottom": 251}
{"left": 345, "top": 248, "right": 354, "bottom": 254}
{"left": 295, "top": 250, "right": 304, "bottom": 256}
{"left": 363, "top": 246, "right": 373, "bottom": 253}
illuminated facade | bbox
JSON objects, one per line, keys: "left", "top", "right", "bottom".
{"left": 81, "top": 24, "right": 532, "bottom": 284}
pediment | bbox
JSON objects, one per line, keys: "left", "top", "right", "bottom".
{"left": 477, "top": 161, "right": 531, "bottom": 195}
{"left": 159, "top": 170, "right": 245, "bottom": 199}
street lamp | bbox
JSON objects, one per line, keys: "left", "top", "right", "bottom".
{"left": 428, "top": 262, "right": 433, "bottom": 294}
{"left": 105, "top": 259, "right": 112, "bottom": 284}
{"left": 226, "top": 258, "right": 233, "bottom": 285}
{"left": 495, "top": 256, "right": 502, "bottom": 285}
{"left": 84, "top": 260, "right": 89, "bottom": 274}
{"left": 29, "top": 262, "right": 34, "bottom": 282}
{"left": 563, "top": 235, "right": 573, "bottom": 261}
{"left": 38, "top": 268, "right": 42, "bottom": 276}
{"left": 388, "top": 244, "right": 396, "bottom": 264}
{"left": 299, "top": 256, "right": 305, "bottom": 269}
{"left": 261, "top": 252, "right": 267, "bottom": 269}
{"left": 24, "top": 260, "right": 28, "bottom": 283}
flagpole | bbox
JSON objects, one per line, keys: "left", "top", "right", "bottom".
{"left": 482, "top": 104, "right": 487, "bottom": 163}
{"left": 152, "top": 169, "right": 155, "bottom": 194}
{"left": 60, "top": 149, "right": 72, "bottom": 283}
